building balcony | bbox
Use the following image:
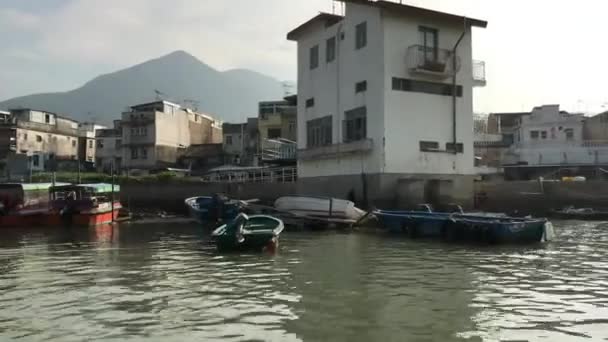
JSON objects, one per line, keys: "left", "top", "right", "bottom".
{"left": 406, "top": 45, "right": 461, "bottom": 79}
{"left": 473, "top": 60, "right": 486, "bottom": 87}
{"left": 298, "top": 139, "right": 373, "bottom": 161}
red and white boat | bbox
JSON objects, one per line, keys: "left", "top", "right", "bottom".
{"left": 48, "top": 183, "right": 122, "bottom": 226}
{"left": 0, "top": 183, "right": 69, "bottom": 227}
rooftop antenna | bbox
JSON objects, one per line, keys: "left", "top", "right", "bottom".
{"left": 154, "top": 89, "right": 166, "bottom": 101}
{"left": 183, "top": 99, "right": 200, "bottom": 111}
{"left": 281, "top": 82, "right": 294, "bottom": 97}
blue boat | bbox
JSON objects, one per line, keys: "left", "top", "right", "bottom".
{"left": 374, "top": 209, "right": 554, "bottom": 244}
{"left": 185, "top": 195, "right": 242, "bottom": 224}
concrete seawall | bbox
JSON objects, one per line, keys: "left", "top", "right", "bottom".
{"left": 121, "top": 182, "right": 297, "bottom": 213}
{"left": 120, "top": 179, "right": 608, "bottom": 216}
{"left": 475, "top": 180, "right": 608, "bottom": 215}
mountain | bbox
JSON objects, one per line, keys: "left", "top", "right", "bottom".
{"left": 0, "top": 51, "right": 285, "bottom": 124}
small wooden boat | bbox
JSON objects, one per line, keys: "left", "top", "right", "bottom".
{"left": 550, "top": 207, "right": 608, "bottom": 220}
{"left": 184, "top": 194, "right": 241, "bottom": 224}
{"left": 0, "top": 183, "right": 69, "bottom": 227}
{"left": 48, "top": 183, "right": 122, "bottom": 226}
{"left": 374, "top": 209, "right": 553, "bottom": 244}
{"left": 274, "top": 196, "right": 365, "bottom": 221}
{"left": 212, "top": 213, "right": 284, "bottom": 252}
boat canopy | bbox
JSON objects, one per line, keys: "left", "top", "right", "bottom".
{"left": 50, "top": 183, "right": 120, "bottom": 194}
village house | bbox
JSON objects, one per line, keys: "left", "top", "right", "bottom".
{"left": 0, "top": 109, "right": 84, "bottom": 173}
{"left": 95, "top": 120, "right": 123, "bottom": 173}
{"left": 120, "top": 100, "right": 222, "bottom": 171}
{"left": 222, "top": 118, "right": 259, "bottom": 166}
{"left": 287, "top": 0, "right": 487, "bottom": 207}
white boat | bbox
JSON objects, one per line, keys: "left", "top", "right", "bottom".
{"left": 274, "top": 196, "right": 365, "bottom": 221}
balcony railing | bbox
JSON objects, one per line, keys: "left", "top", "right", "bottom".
{"left": 473, "top": 60, "right": 486, "bottom": 85}
{"left": 406, "top": 45, "right": 461, "bottom": 78}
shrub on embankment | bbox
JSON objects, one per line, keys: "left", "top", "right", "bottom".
{"left": 29, "top": 171, "right": 199, "bottom": 184}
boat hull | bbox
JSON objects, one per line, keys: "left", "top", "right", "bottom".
{"left": 375, "top": 210, "right": 550, "bottom": 244}
{"left": 274, "top": 196, "right": 364, "bottom": 220}
{"left": 212, "top": 214, "right": 284, "bottom": 252}
{"left": 185, "top": 196, "right": 241, "bottom": 224}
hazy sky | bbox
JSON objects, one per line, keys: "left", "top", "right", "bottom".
{"left": 0, "top": 0, "right": 607, "bottom": 114}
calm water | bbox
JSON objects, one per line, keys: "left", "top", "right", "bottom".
{"left": 0, "top": 221, "right": 607, "bottom": 341}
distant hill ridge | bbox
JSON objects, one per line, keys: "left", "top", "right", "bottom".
{"left": 0, "top": 50, "right": 285, "bottom": 124}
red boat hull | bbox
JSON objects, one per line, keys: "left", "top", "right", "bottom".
{"left": 0, "top": 202, "right": 122, "bottom": 228}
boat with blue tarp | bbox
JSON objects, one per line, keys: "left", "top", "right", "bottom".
{"left": 185, "top": 194, "right": 241, "bottom": 224}
{"left": 374, "top": 208, "right": 553, "bottom": 244}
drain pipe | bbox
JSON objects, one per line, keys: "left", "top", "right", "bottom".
{"left": 451, "top": 18, "right": 468, "bottom": 154}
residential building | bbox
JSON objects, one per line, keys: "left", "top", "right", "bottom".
{"left": 121, "top": 100, "right": 222, "bottom": 170}
{"left": 258, "top": 96, "right": 297, "bottom": 142}
{"left": 287, "top": 0, "right": 487, "bottom": 206}
{"left": 77, "top": 122, "right": 106, "bottom": 165}
{"left": 0, "top": 111, "right": 10, "bottom": 124}
{"left": 95, "top": 120, "right": 123, "bottom": 172}
{"left": 583, "top": 111, "right": 608, "bottom": 141}
{"left": 178, "top": 144, "right": 225, "bottom": 173}
{"left": 0, "top": 109, "right": 81, "bottom": 172}
{"left": 222, "top": 118, "right": 259, "bottom": 166}
{"left": 489, "top": 105, "right": 608, "bottom": 179}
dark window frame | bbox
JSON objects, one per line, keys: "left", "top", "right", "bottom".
{"left": 310, "top": 45, "right": 319, "bottom": 70}
{"left": 530, "top": 130, "right": 539, "bottom": 139}
{"left": 307, "top": 116, "right": 333, "bottom": 148}
{"left": 326, "top": 36, "right": 336, "bottom": 63}
{"left": 344, "top": 107, "right": 367, "bottom": 143}
{"left": 419, "top": 141, "right": 440, "bottom": 151}
{"left": 446, "top": 142, "right": 464, "bottom": 153}
{"left": 392, "top": 77, "right": 462, "bottom": 97}
{"left": 305, "top": 98, "right": 315, "bottom": 108}
{"left": 355, "top": 81, "right": 367, "bottom": 93}
{"left": 355, "top": 22, "right": 367, "bottom": 50}
{"left": 419, "top": 26, "right": 439, "bottom": 61}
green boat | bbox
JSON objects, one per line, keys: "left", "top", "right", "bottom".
{"left": 211, "top": 214, "right": 284, "bottom": 252}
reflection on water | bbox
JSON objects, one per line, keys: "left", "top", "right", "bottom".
{"left": 0, "top": 221, "right": 606, "bottom": 341}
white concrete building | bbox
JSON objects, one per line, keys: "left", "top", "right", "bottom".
{"left": 287, "top": 0, "right": 487, "bottom": 206}
{"left": 503, "top": 105, "right": 608, "bottom": 173}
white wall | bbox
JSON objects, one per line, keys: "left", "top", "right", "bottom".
{"left": 294, "top": 2, "right": 479, "bottom": 178}
{"left": 383, "top": 12, "right": 475, "bottom": 176}
{"left": 518, "top": 105, "right": 583, "bottom": 145}
{"left": 297, "top": 3, "right": 385, "bottom": 177}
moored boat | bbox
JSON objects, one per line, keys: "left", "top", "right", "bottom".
{"left": 274, "top": 196, "right": 364, "bottom": 221}
{"left": 0, "top": 183, "right": 69, "bottom": 227}
{"left": 48, "top": 183, "right": 122, "bottom": 226}
{"left": 185, "top": 194, "right": 241, "bottom": 224}
{"left": 374, "top": 209, "right": 553, "bottom": 244}
{"left": 211, "top": 213, "right": 284, "bottom": 252}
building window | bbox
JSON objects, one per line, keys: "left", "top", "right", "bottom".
{"left": 116, "top": 139, "right": 122, "bottom": 148}
{"left": 88, "top": 140, "right": 93, "bottom": 148}
{"left": 288, "top": 122, "right": 296, "bottom": 134}
{"left": 446, "top": 142, "right": 464, "bottom": 153}
{"left": 72, "top": 140, "right": 76, "bottom": 147}
{"left": 530, "top": 130, "right": 539, "bottom": 139}
{"left": 565, "top": 128, "right": 574, "bottom": 140}
{"left": 36, "top": 135, "right": 42, "bottom": 142}
{"left": 541, "top": 131, "right": 547, "bottom": 139}
{"left": 420, "top": 141, "right": 439, "bottom": 151}
{"left": 355, "top": 22, "right": 367, "bottom": 50}
{"left": 307, "top": 116, "right": 333, "bottom": 148}
{"left": 392, "top": 77, "right": 462, "bottom": 97}
{"left": 355, "top": 81, "right": 367, "bottom": 93}
{"left": 310, "top": 45, "right": 319, "bottom": 70}
{"left": 23, "top": 133, "right": 27, "bottom": 140}
{"left": 32, "top": 155, "right": 40, "bottom": 167}
{"left": 131, "top": 148, "right": 138, "bottom": 159}
{"left": 140, "top": 127, "right": 147, "bottom": 136}
{"left": 268, "top": 128, "right": 282, "bottom": 139}
{"left": 344, "top": 107, "right": 367, "bottom": 142}
{"left": 326, "top": 36, "right": 336, "bottom": 63}
{"left": 419, "top": 26, "right": 439, "bottom": 62}
{"left": 131, "top": 127, "right": 137, "bottom": 135}
{"left": 305, "top": 98, "right": 315, "bottom": 108}
{"left": 226, "top": 135, "right": 233, "bottom": 145}
{"left": 141, "top": 148, "right": 148, "bottom": 160}
{"left": 97, "top": 139, "right": 104, "bottom": 148}
{"left": 45, "top": 114, "right": 50, "bottom": 124}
